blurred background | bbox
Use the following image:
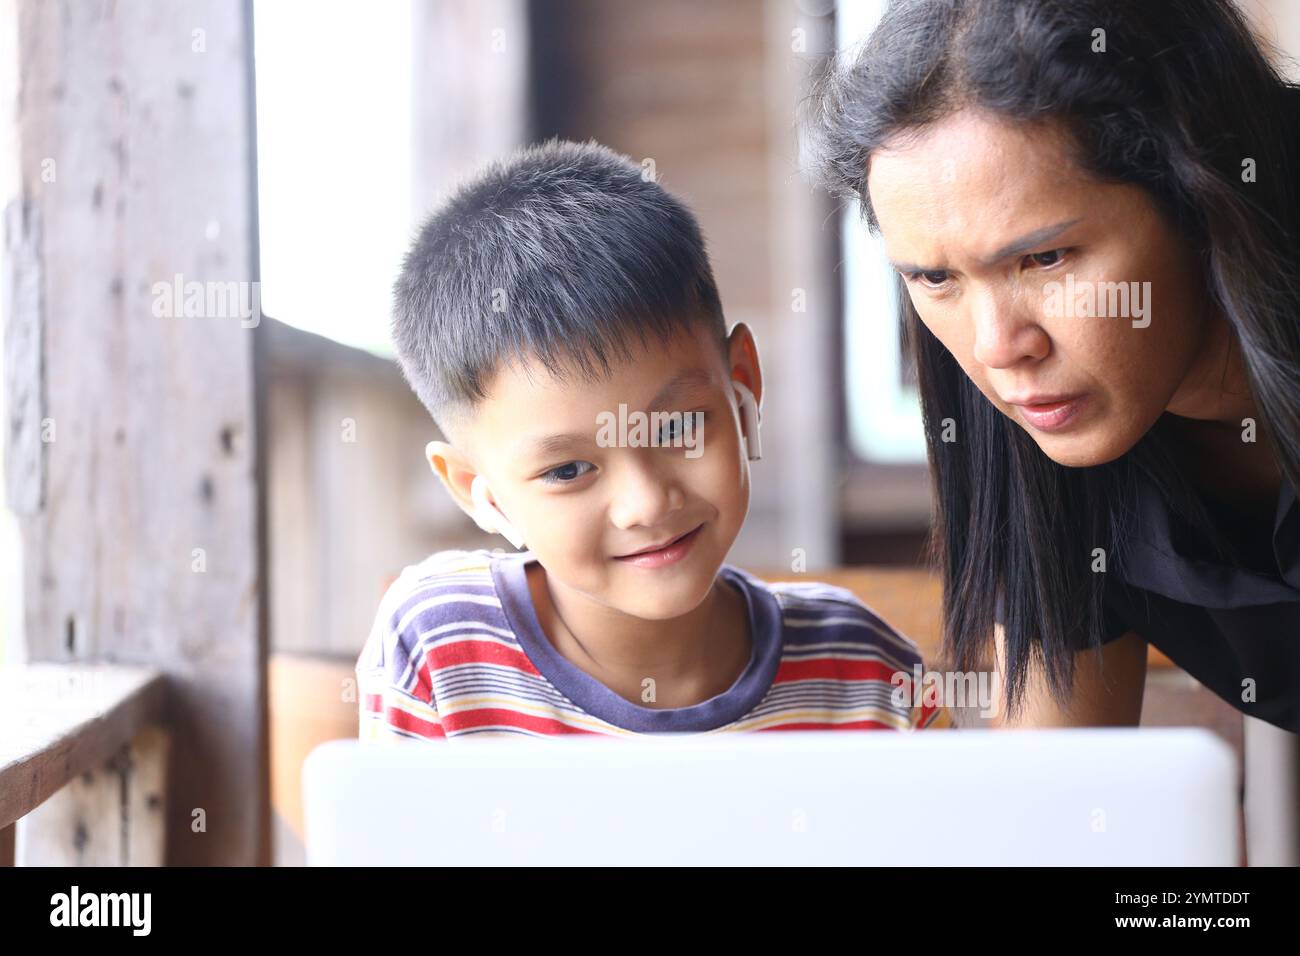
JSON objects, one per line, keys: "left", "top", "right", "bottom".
{"left": 2, "top": 0, "right": 1297, "bottom": 866}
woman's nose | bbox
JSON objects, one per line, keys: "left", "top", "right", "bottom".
{"left": 969, "top": 286, "right": 1050, "bottom": 369}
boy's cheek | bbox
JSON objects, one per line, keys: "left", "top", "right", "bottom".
{"left": 690, "top": 447, "right": 747, "bottom": 509}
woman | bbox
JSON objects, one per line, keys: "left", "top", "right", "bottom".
{"left": 807, "top": 0, "right": 1299, "bottom": 732}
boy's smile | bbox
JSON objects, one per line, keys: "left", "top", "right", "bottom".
{"left": 425, "top": 318, "right": 764, "bottom": 708}
{"left": 611, "top": 521, "right": 706, "bottom": 566}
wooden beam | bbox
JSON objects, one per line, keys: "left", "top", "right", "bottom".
{"left": 2, "top": 0, "right": 268, "bottom": 864}
{"left": 0, "top": 664, "right": 166, "bottom": 829}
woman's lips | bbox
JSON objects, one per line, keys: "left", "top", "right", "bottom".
{"left": 1012, "top": 395, "right": 1089, "bottom": 432}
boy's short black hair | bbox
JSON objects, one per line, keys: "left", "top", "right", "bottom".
{"left": 391, "top": 138, "right": 728, "bottom": 438}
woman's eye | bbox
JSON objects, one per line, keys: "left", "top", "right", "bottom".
{"left": 913, "top": 270, "right": 949, "bottom": 287}
{"left": 1026, "top": 248, "right": 1067, "bottom": 268}
{"left": 540, "top": 461, "right": 594, "bottom": 485}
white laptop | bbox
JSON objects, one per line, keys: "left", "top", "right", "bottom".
{"left": 301, "top": 728, "right": 1238, "bottom": 866}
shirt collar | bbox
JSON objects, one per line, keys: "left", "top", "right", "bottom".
{"left": 490, "top": 552, "right": 785, "bottom": 733}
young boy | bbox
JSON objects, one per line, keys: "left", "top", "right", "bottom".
{"left": 357, "top": 139, "right": 951, "bottom": 739}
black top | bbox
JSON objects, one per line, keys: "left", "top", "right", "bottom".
{"left": 1098, "top": 455, "right": 1300, "bottom": 734}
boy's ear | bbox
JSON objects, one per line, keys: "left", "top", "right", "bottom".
{"left": 727, "top": 321, "right": 764, "bottom": 407}
{"left": 425, "top": 440, "right": 478, "bottom": 519}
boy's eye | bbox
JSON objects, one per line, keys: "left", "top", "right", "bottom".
{"left": 658, "top": 410, "right": 706, "bottom": 444}
{"left": 535, "top": 413, "right": 705, "bottom": 484}
{"left": 540, "top": 461, "right": 594, "bottom": 485}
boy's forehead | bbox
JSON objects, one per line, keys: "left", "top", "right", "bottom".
{"left": 471, "top": 324, "right": 727, "bottom": 451}
{"left": 486, "top": 322, "right": 724, "bottom": 403}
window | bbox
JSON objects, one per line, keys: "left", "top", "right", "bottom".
{"left": 252, "top": 0, "right": 413, "bottom": 356}
{"left": 837, "top": 0, "right": 927, "bottom": 465}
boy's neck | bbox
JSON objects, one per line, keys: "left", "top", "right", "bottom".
{"left": 524, "top": 562, "right": 753, "bottom": 710}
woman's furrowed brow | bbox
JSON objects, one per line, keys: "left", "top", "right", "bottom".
{"left": 889, "top": 217, "right": 1084, "bottom": 273}
{"left": 978, "top": 218, "right": 1082, "bottom": 266}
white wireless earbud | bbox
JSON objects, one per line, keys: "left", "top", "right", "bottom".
{"left": 470, "top": 475, "right": 526, "bottom": 550}
{"left": 733, "top": 381, "right": 762, "bottom": 461}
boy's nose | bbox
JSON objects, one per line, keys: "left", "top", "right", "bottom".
{"left": 607, "top": 462, "right": 686, "bottom": 532}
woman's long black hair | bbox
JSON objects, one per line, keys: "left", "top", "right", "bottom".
{"left": 806, "top": 0, "right": 1300, "bottom": 717}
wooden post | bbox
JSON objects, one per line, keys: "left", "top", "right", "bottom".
{"left": 19, "top": 725, "right": 170, "bottom": 866}
{"left": 2, "top": 0, "right": 268, "bottom": 864}
{"left": 0, "top": 824, "right": 13, "bottom": 867}
{"left": 1243, "top": 714, "right": 1300, "bottom": 866}
{"left": 410, "top": 0, "right": 528, "bottom": 216}
{"left": 763, "top": 0, "right": 840, "bottom": 567}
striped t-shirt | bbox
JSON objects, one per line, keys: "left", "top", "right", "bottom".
{"left": 356, "top": 549, "right": 951, "bottom": 739}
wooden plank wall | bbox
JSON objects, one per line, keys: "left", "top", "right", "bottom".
{"left": 264, "top": 319, "right": 478, "bottom": 658}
